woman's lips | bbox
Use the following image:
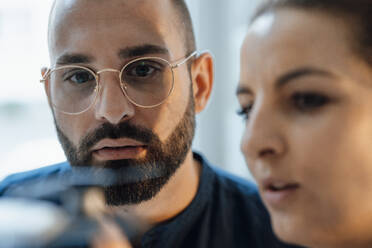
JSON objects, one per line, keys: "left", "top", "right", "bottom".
{"left": 93, "top": 146, "right": 147, "bottom": 160}
{"left": 261, "top": 179, "right": 300, "bottom": 208}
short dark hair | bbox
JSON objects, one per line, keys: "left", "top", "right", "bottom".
{"left": 252, "top": 0, "right": 372, "bottom": 66}
{"left": 171, "top": 0, "right": 197, "bottom": 54}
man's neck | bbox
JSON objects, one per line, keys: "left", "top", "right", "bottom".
{"left": 110, "top": 150, "right": 202, "bottom": 226}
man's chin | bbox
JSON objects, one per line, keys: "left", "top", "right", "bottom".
{"left": 104, "top": 176, "right": 169, "bottom": 206}
{"left": 90, "top": 159, "right": 175, "bottom": 205}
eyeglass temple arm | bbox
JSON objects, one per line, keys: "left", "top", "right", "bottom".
{"left": 172, "top": 51, "right": 198, "bottom": 68}
{"left": 40, "top": 68, "right": 52, "bottom": 83}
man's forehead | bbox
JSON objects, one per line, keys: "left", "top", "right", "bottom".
{"left": 50, "top": 0, "right": 171, "bottom": 27}
{"left": 52, "top": 0, "right": 159, "bottom": 13}
{"left": 48, "top": 0, "right": 183, "bottom": 63}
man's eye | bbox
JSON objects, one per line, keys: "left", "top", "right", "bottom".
{"left": 237, "top": 104, "right": 253, "bottom": 121}
{"left": 292, "top": 92, "right": 330, "bottom": 111}
{"left": 134, "top": 64, "right": 155, "bottom": 77}
{"left": 64, "top": 70, "right": 95, "bottom": 85}
{"left": 126, "top": 61, "right": 161, "bottom": 78}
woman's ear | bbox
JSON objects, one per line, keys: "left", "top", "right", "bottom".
{"left": 190, "top": 52, "right": 214, "bottom": 114}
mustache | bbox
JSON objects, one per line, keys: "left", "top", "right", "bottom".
{"left": 79, "top": 121, "right": 159, "bottom": 152}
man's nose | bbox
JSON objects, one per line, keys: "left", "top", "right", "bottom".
{"left": 94, "top": 71, "right": 135, "bottom": 125}
{"left": 241, "top": 102, "right": 286, "bottom": 162}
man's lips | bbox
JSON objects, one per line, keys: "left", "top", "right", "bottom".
{"left": 91, "top": 138, "right": 147, "bottom": 160}
{"left": 260, "top": 178, "right": 300, "bottom": 207}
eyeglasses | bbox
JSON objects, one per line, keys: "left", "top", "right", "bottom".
{"left": 40, "top": 51, "right": 197, "bottom": 115}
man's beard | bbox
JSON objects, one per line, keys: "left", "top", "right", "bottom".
{"left": 54, "top": 92, "right": 195, "bottom": 206}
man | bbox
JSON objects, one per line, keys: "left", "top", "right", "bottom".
{"left": 0, "top": 0, "right": 300, "bottom": 247}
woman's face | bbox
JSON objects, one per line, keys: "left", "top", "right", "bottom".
{"left": 238, "top": 8, "right": 372, "bottom": 248}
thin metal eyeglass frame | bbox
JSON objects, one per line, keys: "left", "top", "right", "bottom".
{"left": 40, "top": 50, "right": 198, "bottom": 115}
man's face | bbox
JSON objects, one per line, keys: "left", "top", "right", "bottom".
{"left": 47, "top": 0, "right": 196, "bottom": 205}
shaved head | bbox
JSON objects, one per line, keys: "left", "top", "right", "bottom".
{"left": 48, "top": 0, "right": 196, "bottom": 57}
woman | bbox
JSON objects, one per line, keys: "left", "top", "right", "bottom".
{"left": 237, "top": 1, "right": 372, "bottom": 248}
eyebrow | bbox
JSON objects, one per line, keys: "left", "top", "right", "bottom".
{"left": 55, "top": 44, "right": 169, "bottom": 66}
{"left": 236, "top": 67, "right": 336, "bottom": 96}
{"left": 56, "top": 53, "right": 93, "bottom": 65}
{"left": 276, "top": 67, "right": 336, "bottom": 89}
{"left": 118, "top": 44, "right": 169, "bottom": 59}
{"left": 236, "top": 85, "right": 253, "bottom": 96}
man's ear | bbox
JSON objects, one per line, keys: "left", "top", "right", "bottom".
{"left": 41, "top": 67, "right": 52, "bottom": 107}
{"left": 190, "top": 52, "right": 214, "bottom": 114}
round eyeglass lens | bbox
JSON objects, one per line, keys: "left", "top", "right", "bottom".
{"left": 121, "top": 57, "right": 174, "bottom": 107}
{"left": 48, "top": 66, "right": 98, "bottom": 114}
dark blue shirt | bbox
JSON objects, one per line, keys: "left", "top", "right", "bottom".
{"left": 0, "top": 152, "right": 301, "bottom": 248}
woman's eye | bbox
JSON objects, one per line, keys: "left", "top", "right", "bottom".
{"left": 237, "top": 104, "right": 253, "bottom": 121}
{"left": 292, "top": 92, "right": 330, "bottom": 111}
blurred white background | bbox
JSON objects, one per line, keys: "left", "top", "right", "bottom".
{"left": 0, "top": 0, "right": 259, "bottom": 180}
